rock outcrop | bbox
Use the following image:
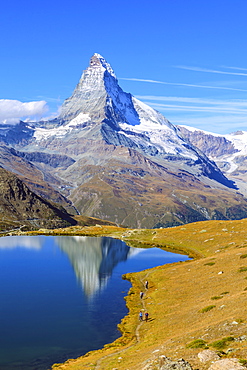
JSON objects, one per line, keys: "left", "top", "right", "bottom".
{"left": 198, "top": 349, "right": 221, "bottom": 363}
{"left": 177, "top": 126, "right": 238, "bottom": 158}
{"left": 142, "top": 355, "right": 193, "bottom": 370}
{"left": 208, "top": 358, "right": 246, "bottom": 370}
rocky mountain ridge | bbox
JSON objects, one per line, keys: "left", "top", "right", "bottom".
{"left": 0, "top": 167, "right": 76, "bottom": 230}
{"left": 177, "top": 126, "right": 247, "bottom": 197}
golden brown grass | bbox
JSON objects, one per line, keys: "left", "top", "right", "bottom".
{"left": 25, "top": 218, "right": 247, "bottom": 369}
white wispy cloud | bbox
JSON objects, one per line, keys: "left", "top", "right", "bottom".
{"left": 221, "top": 66, "right": 247, "bottom": 72}
{"left": 136, "top": 95, "right": 247, "bottom": 106}
{"left": 120, "top": 77, "right": 247, "bottom": 92}
{"left": 146, "top": 102, "right": 247, "bottom": 114}
{"left": 0, "top": 99, "right": 48, "bottom": 125}
{"left": 176, "top": 65, "right": 247, "bottom": 77}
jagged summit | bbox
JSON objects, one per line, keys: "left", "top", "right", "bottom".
{"left": 58, "top": 52, "right": 140, "bottom": 127}
{"left": 89, "top": 53, "right": 116, "bottom": 77}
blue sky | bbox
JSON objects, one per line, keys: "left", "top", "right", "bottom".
{"left": 1, "top": 0, "right": 247, "bottom": 134}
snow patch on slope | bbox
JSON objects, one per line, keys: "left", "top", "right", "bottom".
{"left": 225, "top": 131, "right": 247, "bottom": 154}
{"left": 119, "top": 100, "right": 198, "bottom": 159}
{"left": 179, "top": 124, "right": 224, "bottom": 137}
{"left": 223, "top": 131, "right": 247, "bottom": 173}
{"left": 34, "top": 113, "right": 91, "bottom": 140}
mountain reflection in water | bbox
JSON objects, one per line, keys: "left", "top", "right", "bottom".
{"left": 0, "top": 235, "right": 140, "bottom": 298}
{"left": 55, "top": 236, "right": 138, "bottom": 297}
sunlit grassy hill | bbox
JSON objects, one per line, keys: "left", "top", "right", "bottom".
{"left": 26, "top": 218, "right": 247, "bottom": 369}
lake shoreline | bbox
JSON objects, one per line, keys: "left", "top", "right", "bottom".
{"left": 23, "top": 226, "right": 193, "bottom": 369}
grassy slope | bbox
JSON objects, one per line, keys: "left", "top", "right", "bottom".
{"left": 27, "top": 219, "right": 247, "bottom": 369}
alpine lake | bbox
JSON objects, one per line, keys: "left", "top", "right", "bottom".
{"left": 0, "top": 235, "right": 189, "bottom": 370}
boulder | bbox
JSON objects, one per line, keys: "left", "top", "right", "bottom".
{"left": 208, "top": 358, "right": 246, "bottom": 369}
{"left": 159, "top": 355, "right": 193, "bottom": 369}
{"left": 142, "top": 355, "right": 193, "bottom": 370}
{"left": 198, "top": 350, "right": 220, "bottom": 363}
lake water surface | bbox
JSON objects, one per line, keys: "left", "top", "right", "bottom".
{"left": 0, "top": 235, "right": 189, "bottom": 370}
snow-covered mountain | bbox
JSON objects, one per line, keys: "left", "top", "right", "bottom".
{"left": 1, "top": 53, "right": 247, "bottom": 228}
{"left": 25, "top": 54, "right": 234, "bottom": 187}
{"left": 32, "top": 54, "right": 201, "bottom": 159}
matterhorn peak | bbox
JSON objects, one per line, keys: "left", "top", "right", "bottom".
{"left": 89, "top": 53, "right": 116, "bottom": 78}
{"left": 56, "top": 53, "right": 180, "bottom": 146}
{"left": 58, "top": 52, "right": 139, "bottom": 125}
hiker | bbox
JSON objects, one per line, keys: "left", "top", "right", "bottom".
{"left": 145, "top": 312, "right": 149, "bottom": 322}
{"left": 145, "top": 280, "right": 148, "bottom": 289}
{"left": 139, "top": 311, "right": 143, "bottom": 321}
{"left": 140, "top": 291, "right": 144, "bottom": 299}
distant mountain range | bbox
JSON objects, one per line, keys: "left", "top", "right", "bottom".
{"left": 1, "top": 53, "right": 247, "bottom": 229}
{"left": 177, "top": 126, "right": 247, "bottom": 197}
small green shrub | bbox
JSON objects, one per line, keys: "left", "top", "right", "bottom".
{"left": 186, "top": 339, "right": 207, "bottom": 349}
{"left": 200, "top": 305, "right": 216, "bottom": 313}
{"left": 211, "top": 296, "right": 223, "bottom": 300}
{"left": 204, "top": 262, "right": 215, "bottom": 266}
{"left": 240, "top": 254, "right": 247, "bottom": 259}
{"left": 239, "top": 359, "right": 247, "bottom": 366}
{"left": 210, "top": 336, "right": 234, "bottom": 349}
{"left": 225, "top": 336, "right": 234, "bottom": 341}
{"left": 238, "top": 266, "right": 247, "bottom": 273}
{"left": 236, "top": 318, "right": 244, "bottom": 323}
{"left": 220, "top": 291, "right": 229, "bottom": 295}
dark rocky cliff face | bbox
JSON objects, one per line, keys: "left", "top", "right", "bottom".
{"left": 0, "top": 167, "right": 76, "bottom": 230}
{"left": 11, "top": 149, "right": 75, "bottom": 169}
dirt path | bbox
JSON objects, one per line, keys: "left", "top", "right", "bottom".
{"left": 94, "top": 273, "right": 151, "bottom": 370}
